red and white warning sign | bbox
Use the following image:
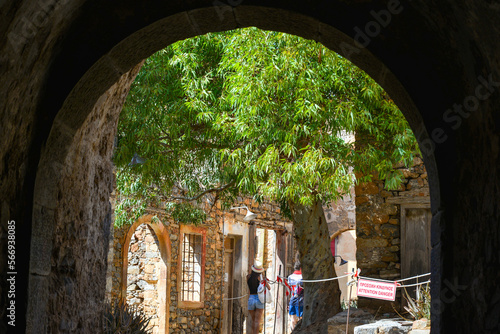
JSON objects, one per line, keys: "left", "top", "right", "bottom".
{"left": 357, "top": 278, "right": 397, "bottom": 301}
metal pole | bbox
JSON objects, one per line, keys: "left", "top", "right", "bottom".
{"left": 264, "top": 270, "right": 266, "bottom": 334}
{"left": 220, "top": 215, "right": 225, "bottom": 334}
{"left": 283, "top": 276, "right": 287, "bottom": 334}
{"left": 283, "top": 231, "right": 288, "bottom": 334}
{"left": 273, "top": 265, "right": 281, "bottom": 334}
{"left": 346, "top": 281, "right": 353, "bottom": 334}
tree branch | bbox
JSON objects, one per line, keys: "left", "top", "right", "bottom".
{"left": 169, "top": 180, "right": 236, "bottom": 202}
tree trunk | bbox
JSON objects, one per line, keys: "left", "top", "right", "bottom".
{"left": 289, "top": 200, "right": 341, "bottom": 329}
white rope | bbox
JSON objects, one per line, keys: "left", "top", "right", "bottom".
{"left": 248, "top": 272, "right": 431, "bottom": 288}
{"left": 359, "top": 276, "right": 394, "bottom": 283}
{"left": 278, "top": 273, "right": 350, "bottom": 283}
{"left": 302, "top": 273, "right": 351, "bottom": 283}
{"left": 396, "top": 273, "right": 431, "bottom": 283}
{"left": 359, "top": 272, "right": 432, "bottom": 284}
{"left": 397, "top": 280, "right": 431, "bottom": 288}
{"left": 221, "top": 271, "right": 429, "bottom": 300}
{"left": 223, "top": 294, "right": 249, "bottom": 301}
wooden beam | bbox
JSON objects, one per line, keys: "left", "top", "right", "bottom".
{"left": 386, "top": 196, "right": 431, "bottom": 205}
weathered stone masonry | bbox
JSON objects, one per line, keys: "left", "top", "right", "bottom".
{"left": 107, "top": 199, "right": 294, "bottom": 334}
{"left": 126, "top": 224, "right": 163, "bottom": 333}
{"left": 25, "top": 63, "right": 143, "bottom": 333}
{"left": 356, "top": 157, "right": 429, "bottom": 311}
{"left": 2, "top": 2, "right": 500, "bottom": 333}
{"left": 108, "top": 213, "right": 223, "bottom": 334}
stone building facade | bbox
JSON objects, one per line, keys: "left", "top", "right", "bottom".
{"left": 106, "top": 199, "right": 295, "bottom": 334}
{"left": 107, "top": 212, "right": 227, "bottom": 334}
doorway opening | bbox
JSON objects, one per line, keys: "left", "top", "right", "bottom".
{"left": 120, "top": 216, "right": 172, "bottom": 334}
{"left": 223, "top": 235, "right": 244, "bottom": 333}
{"left": 126, "top": 223, "right": 164, "bottom": 334}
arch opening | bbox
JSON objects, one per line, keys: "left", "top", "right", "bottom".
{"left": 121, "top": 215, "right": 171, "bottom": 334}
{"left": 126, "top": 223, "right": 165, "bottom": 334}
{"left": 28, "top": 4, "right": 445, "bottom": 333}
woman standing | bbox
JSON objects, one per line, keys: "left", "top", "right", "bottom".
{"left": 247, "top": 262, "right": 269, "bottom": 334}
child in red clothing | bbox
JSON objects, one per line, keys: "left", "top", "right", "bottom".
{"left": 288, "top": 261, "right": 303, "bottom": 330}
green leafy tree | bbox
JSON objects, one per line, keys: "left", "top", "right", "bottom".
{"left": 114, "top": 28, "right": 418, "bottom": 328}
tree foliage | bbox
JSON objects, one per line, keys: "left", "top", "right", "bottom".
{"left": 113, "top": 27, "right": 418, "bottom": 226}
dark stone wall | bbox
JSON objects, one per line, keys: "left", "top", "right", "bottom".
{"left": 0, "top": 1, "right": 499, "bottom": 333}
{"left": 25, "top": 63, "right": 142, "bottom": 332}
{"left": 1, "top": 2, "right": 89, "bottom": 330}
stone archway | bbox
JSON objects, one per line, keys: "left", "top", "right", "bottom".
{"left": 0, "top": 2, "right": 498, "bottom": 333}
{"left": 122, "top": 215, "right": 171, "bottom": 334}
{"left": 27, "top": 9, "right": 442, "bottom": 329}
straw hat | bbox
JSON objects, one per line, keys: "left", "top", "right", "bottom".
{"left": 251, "top": 261, "right": 265, "bottom": 273}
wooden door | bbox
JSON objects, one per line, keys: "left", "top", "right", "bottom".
{"left": 401, "top": 205, "right": 431, "bottom": 297}
{"left": 222, "top": 238, "right": 235, "bottom": 334}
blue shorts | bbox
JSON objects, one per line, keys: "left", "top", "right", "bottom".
{"left": 248, "top": 294, "right": 265, "bottom": 310}
{"left": 289, "top": 302, "right": 303, "bottom": 317}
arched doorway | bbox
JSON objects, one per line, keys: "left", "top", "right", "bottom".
{"left": 28, "top": 11, "right": 439, "bottom": 330}
{"left": 15, "top": 2, "right": 498, "bottom": 333}
{"left": 122, "top": 215, "right": 171, "bottom": 334}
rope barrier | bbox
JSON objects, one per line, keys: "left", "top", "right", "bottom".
{"left": 359, "top": 272, "right": 431, "bottom": 284}
{"left": 243, "top": 271, "right": 431, "bottom": 289}
{"left": 222, "top": 293, "right": 249, "bottom": 301}
{"left": 397, "top": 280, "right": 431, "bottom": 288}
{"left": 301, "top": 273, "right": 351, "bottom": 283}
{"left": 396, "top": 273, "right": 431, "bottom": 283}
{"left": 276, "top": 273, "right": 350, "bottom": 283}
{"left": 359, "top": 276, "right": 394, "bottom": 283}
{"left": 219, "top": 270, "right": 429, "bottom": 302}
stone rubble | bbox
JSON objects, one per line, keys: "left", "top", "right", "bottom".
{"left": 353, "top": 319, "right": 412, "bottom": 334}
